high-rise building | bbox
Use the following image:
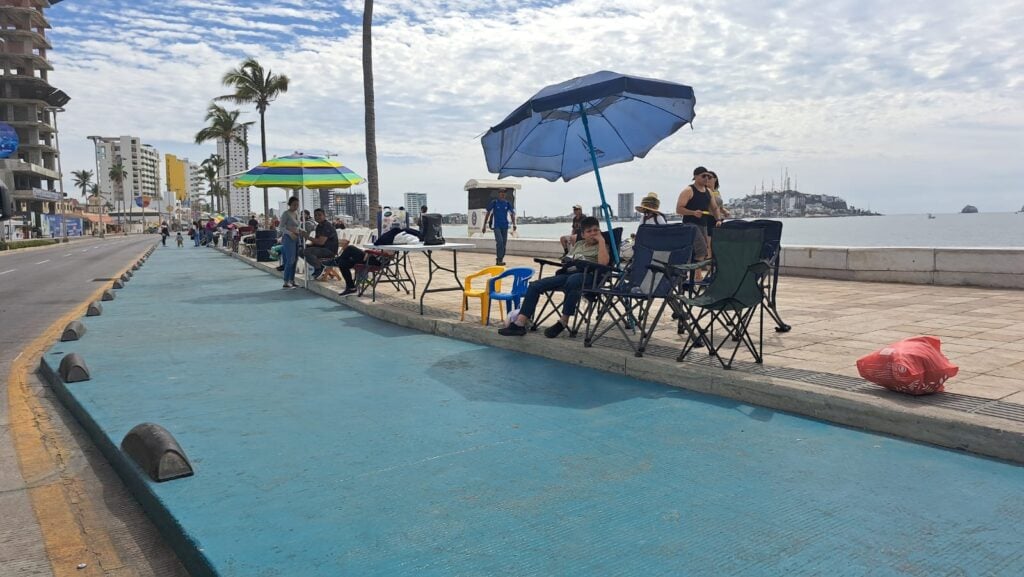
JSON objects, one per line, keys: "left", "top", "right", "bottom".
{"left": 335, "top": 190, "right": 368, "bottom": 224}
{"left": 88, "top": 136, "right": 161, "bottom": 214}
{"left": 291, "top": 188, "right": 319, "bottom": 216}
{"left": 165, "top": 153, "right": 189, "bottom": 202}
{"left": 404, "top": 192, "right": 427, "bottom": 215}
{"left": 188, "top": 161, "right": 204, "bottom": 203}
{"left": 0, "top": 0, "right": 70, "bottom": 237}
{"left": 216, "top": 125, "right": 249, "bottom": 216}
{"left": 617, "top": 192, "right": 634, "bottom": 221}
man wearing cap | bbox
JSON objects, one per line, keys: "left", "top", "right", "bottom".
{"left": 636, "top": 193, "right": 668, "bottom": 225}
{"left": 559, "top": 204, "right": 585, "bottom": 255}
{"left": 676, "top": 166, "right": 722, "bottom": 253}
{"left": 482, "top": 188, "right": 516, "bottom": 266}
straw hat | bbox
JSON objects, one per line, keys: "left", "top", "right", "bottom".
{"left": 635, "top": 192, "right": 661, "bottom": 213}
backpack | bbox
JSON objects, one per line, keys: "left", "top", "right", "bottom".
{"left": 421, "top": 213, "right": 445, "bottom": 245}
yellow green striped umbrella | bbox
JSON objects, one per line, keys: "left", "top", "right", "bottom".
{"left": 233, "top": 153, "right": 365, "bottom": 189}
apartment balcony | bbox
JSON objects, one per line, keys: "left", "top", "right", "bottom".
{"left": 0, "top": 6, "right": 52, "bottom": 30}
{"left": 0, "top": 52, "right": 53, "bottom": 71}
{"left": 0, "top": 27, "right": 52, "bottom": 49}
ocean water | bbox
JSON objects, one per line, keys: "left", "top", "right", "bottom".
{"left": 490, "top": 213, "right": 1024, "bottom": 248}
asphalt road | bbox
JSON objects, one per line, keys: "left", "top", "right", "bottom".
{"left": 1, "top": 235, "right": 189, "bottom": 576}
{"left": 0, "top": 236, "right": 156, "bottom": 355}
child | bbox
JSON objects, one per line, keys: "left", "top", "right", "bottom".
{"left": 175, "top": 231, "right": 184, "bottom": 247}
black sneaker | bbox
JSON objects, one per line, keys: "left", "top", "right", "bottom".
{"left": 496, "top": 260, "right": 506, "bottom": 266}
{"left": 543, "top": 322, "right": 566, "bottom": 338}
{"left": 313, "top": 269, "right": 325, "bottom": 280}
{"left": 276, "top": 265, "right": 285, "bottom": 271}
{"left": 498, "top": 324, "right": 527, "bottom": 336}
{"left": 339, "top": 287, "right": 357, "bottom": 296}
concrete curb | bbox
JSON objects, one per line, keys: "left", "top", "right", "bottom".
{"left": 37, "top": 355, "right": 218, "bottom": 577}
{"left": 226, "top": 250, "right": 1024, "bottom": 464}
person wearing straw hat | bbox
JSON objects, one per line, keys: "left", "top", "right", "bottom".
{"left": 635, "top": 192, "right": 668, "bottom": 225}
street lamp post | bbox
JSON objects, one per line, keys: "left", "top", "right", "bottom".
{"left": 47, "top": 106, "right": 67, "bottom": 240}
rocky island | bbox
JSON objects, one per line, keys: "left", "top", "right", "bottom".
{"left": 726, "top": 189, "right": 879, "bottom": 218}
{"left": 961, "top": 205, "right": 979, "bottom": 213}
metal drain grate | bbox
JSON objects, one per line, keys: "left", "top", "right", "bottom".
{"left": 975, "top": 402, "right": 1024, "bottom": 422}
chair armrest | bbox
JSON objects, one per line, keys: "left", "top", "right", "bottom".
{"left": 533, "top": 257, "right": 562, "bottom": 278}
{"left": 748, "top": 259, "right": 772, "bottom": 276}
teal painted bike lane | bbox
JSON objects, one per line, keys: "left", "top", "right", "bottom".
{"left": 45, "top": 246, "right": 1024, "bottom": 576}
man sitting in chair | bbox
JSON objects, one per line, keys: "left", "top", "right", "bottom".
{"left": 304, "top": 208, "right": 338, "bottom": 280}
{"left": 499, "top": 216, "right": 609, "bottom": 338}
{"left": 334, "top": 238, "right": 366, "bottom": 296}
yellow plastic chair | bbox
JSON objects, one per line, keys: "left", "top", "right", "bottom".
{"left": 461, "top": 266, "right": 506, "bottom": 325}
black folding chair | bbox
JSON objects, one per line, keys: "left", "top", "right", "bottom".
{"left": 719, "top": 219, "right": 790, "bottom": 332}
{"left": 583, "top": 224, "right": 697, "bottom": 357}
{"left": 668, "top": 227, "right": 769, "bottom": 369}
{"left": 530, "top": 227, "right": 622, "bottom": 337}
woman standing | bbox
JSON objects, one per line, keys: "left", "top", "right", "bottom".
{"left": 707, "top": 171, "right": 731, "bottom": 219}
{"left": 278, "top": 197, "right": 302, "bottom": 289}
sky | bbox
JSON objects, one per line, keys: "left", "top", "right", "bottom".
{"left": 47, "top": 0, "right": 1024, "bottom": 217}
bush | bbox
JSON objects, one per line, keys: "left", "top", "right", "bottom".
{"left": 0, "top": 238, "right": 59, "bottom": 251}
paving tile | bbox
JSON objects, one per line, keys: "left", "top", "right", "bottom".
{"left": 986, "top": 361, "right": 1024, "bottom": 380}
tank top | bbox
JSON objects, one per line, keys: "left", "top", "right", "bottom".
{"left": 682, "top": 185, "right": 712, "bottom": 227}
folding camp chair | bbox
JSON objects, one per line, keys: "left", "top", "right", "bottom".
{"left": 530, "top": 227, "right": 623, "bottom": 337}
{"left": 355, "top": 249, "right": 411, "bottom": 300}
{"left": 668, "top": 227, "right": 769, "bottom": 369}
{"left": 583, "top": 224, "right": 697, "bottom": 357}
{"left": 719, "top": 219, "right": 790, "bottom": 332}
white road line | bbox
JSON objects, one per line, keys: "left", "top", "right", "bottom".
{"left": 14, "top": 352, "right": 22, "bottom": 361}
{"left": 64, "top": 253, "right": 73, "bottom": 257}
{"left": 0, "top": 269, "right": 15, "bottom": 275}
{"left": 35, "top": 260, "right": 51, "bottom": 265}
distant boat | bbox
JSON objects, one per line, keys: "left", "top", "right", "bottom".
{"left": 961, "top": 205, "right": 979, "bottom": 214}
{"left": 927, "top": 213, "right": 936, "bottom": 219}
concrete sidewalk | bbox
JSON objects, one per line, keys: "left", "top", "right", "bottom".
{"left": 235, "top": 245, "right": 1024, "bottom": 463}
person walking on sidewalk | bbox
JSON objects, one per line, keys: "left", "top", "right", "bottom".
{"left": 482, "top": 188, "right": 516, "bottom": 265}
{"left": 279, "top": 197, "right": 302, "bottom": 289}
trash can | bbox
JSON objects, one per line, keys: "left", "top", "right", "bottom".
{"left": 255, "top": 230, "right": 277, "bottom": 262}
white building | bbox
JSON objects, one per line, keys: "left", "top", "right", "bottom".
{"left": 89, "top": 135, "right": 162, "bottom": 212}
{"left": 188, "top": 161, "right": 204, "bottom": 200}
{"left": 216, "top": 125, "right": 250, "bottom": 216}
{"left": 404, "top": 192, "right": 427, "bottom": 215}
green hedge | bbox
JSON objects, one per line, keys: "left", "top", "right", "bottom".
{"left": 0, "top": 238, "right": 60, "bottom": 251}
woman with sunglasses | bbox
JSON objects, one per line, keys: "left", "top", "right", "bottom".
{"left": 676, "top": 166, "right": 721, "bottom": 251}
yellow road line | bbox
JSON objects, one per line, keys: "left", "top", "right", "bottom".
{"left": 7, "top": 245, "right": 150, "bottom": 576}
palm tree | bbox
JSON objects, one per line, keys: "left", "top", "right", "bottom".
{"left": 216, "top": 58, "right": 289, "bottom": 222}
{"left": 363, "top": 0, "right": 380, "bottom": 227}
{"left": 71, "top": 169, "right": 93, "bottom": 198}
{"left": 195, "top": 104, "right": 251, "bottom": 216}
{"left": 201, "top": 155, "right": 225, "bottom": 212}
{"left": 109, "top": 160, "right": 128, "bottom": 232}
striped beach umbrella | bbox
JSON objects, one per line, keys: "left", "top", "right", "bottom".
{"left": 233, "top": 153, "right": 364, "bottom": 189}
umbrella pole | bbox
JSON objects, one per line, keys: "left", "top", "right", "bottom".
{"left": 578, "top": 104, "right": 620, "bottom": 265}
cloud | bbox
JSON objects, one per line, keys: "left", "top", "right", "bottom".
{"left": 46, "top": 0, "right": 1024, "bottom": 217}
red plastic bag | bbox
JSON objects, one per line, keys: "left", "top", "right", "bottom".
{"left": 856, "top": 336, "right": 959, "bottom": 395}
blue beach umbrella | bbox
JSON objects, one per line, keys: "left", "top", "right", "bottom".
{"left": 482, "top": 71, "right": 696, "bottom": 263}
